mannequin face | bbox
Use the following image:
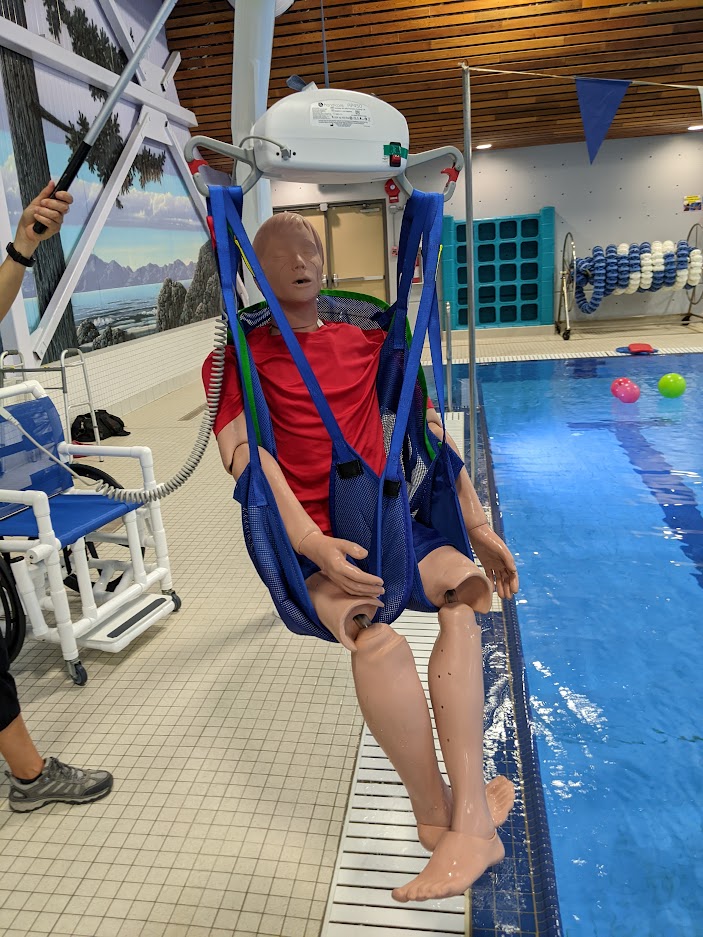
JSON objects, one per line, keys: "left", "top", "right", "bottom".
{"left": 256, "top": 220, "right": 324, "bottom": 307}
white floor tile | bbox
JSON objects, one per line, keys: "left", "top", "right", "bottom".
{"left": 4, "top": 314, "right": 692, "bottom": 934}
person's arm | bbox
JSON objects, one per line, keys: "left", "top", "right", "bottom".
{"left": 216, "top": 411, "right": 384, "bottom": 598}
{"left": 0, "top": 183, "right": 72, "bottom": 322}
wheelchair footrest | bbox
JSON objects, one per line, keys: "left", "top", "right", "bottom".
{"left": 81, "top": 593, "right": 174, "bottom": 653}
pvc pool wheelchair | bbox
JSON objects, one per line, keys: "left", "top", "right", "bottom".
{"left": 0, "top": 381, "right": 180, "bottom": 684}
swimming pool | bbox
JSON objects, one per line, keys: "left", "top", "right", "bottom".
{"left": 479, "top": 353, "right": 703, "bottom": 937}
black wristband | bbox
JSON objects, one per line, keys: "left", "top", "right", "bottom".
{"left": 6, "top": 241, "right": 35, "bottom": 267}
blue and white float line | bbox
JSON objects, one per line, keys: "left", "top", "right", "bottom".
{"left": 574, "top": 240, "right": 703, "bottom": 314}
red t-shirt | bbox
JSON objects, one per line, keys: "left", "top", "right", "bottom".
{"left": 202, "top": 321, "right": 387, "bottom": 535}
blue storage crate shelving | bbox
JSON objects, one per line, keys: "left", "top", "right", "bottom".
{"left": 441, "top": 207, "right": 555, "bottom": 329}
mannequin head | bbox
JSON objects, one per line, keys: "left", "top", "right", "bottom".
{"left": 253, "top": 212, "right": 324, "bottom": 327}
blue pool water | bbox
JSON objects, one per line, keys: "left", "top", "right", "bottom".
{"left": 478, "top": 354, "right": 703, "bottom": 936}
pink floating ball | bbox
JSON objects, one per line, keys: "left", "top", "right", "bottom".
{"left": 611, "top": 377, "right": 632, "bottom": 397}
{"left": 612, "top": 378, "right": 640, "bottom": 403}
{"left": 611, "top": 377, "right": 631, "bottom": 391}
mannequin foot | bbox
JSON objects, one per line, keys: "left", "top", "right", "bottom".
{"left": 417, "top": 775, "right": 514, "bottom": 851}
{"left": 392, "top": 830, "right": 505, "bottom": 902}
{"left": 486, "top": 774, "right": 515, "bottom": 827}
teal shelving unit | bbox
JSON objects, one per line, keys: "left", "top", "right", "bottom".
{"left": 441, "top": 207, "right": 555, "bottom": 329}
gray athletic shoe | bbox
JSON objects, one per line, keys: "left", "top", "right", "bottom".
{"left": 6, "top": 757, "right": 113, "bottom": 813}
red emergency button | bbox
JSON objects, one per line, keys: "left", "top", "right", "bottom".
{"left": 389, "top": 153, "right": 402, "bottom": 168}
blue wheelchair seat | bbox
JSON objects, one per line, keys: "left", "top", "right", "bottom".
{"left": 0, "top": 494, "right": 134, "bottom": 548}
{"left": 0, "top": 396, "right": 137, "bottom": 548}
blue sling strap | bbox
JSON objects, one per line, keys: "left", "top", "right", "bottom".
{"left": 210, "top": 188, "right": 330, "bottom": 637}
{"left": 209, "top": 185, "right": 473, "bottom": 637}
{"left": 215, "top": 186, "right": 438, "bottom": 622}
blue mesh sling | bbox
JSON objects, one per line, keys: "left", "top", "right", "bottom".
{"left": 208, "top": 185, "right": 473, "bottom": 642}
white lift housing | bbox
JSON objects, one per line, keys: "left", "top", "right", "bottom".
{"left": 251, "top": 86, "right": 410, "bottom": 183}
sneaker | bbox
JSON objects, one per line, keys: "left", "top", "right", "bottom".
{"left": 6, "top": 757, "right": 113, "bottom": 813}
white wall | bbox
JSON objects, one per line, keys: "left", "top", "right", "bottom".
{"left": 271, "top": 133, "right": 703, "bottom": 326}
{"left": 3, "top": 319, "right": 215, "bottom": 429}
{"left": 432, "top": 133, "right": 703, "bottom": 322}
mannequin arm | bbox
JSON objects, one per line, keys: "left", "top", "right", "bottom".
{"left": 216, "top": 412, "right": 384, "bottom": 597}
{"left": 216, "top": 412, "right": 320, "bottom": 550}
{"left": 426, "top": 408, "right": 519, "bottom": 599}
{"left": 426, "top": 407, "right": 487, "bottom": 531}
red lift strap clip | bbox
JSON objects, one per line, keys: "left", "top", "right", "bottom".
{"left": 441, "top": 166, "right": 460, "bottom": 183}
{"left": 187, "top": 158, "right": 208, "bottom": 175}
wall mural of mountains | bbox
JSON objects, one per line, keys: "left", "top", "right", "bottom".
{"left": 22, "top": 254, "right": 197, "bottom": 298}
{"left": 76, "top": 255, "right": 197, "bottom": 292}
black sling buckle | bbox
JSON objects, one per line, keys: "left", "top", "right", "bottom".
{"left": 337, "top": 459, "right": 363, "bottom": 479}
{"left": 383, "top": 479, "right": 402, "bottom": 498}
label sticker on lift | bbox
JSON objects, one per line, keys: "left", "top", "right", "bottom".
{"left": 311, "top": 101, "right": 373, "bottom": 128}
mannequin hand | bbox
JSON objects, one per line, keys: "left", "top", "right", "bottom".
{"left": 299, "top": 532, "right": 385, "bottom": 599}
{"left": 468, "top": 523, "right": 519, "bottom": 600}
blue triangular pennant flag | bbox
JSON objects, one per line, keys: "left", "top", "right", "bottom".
{"left": 576, "top": 77, "right": 631, "bottom": 163}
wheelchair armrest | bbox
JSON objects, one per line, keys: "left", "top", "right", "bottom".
{"left": 61, "top": 443, "right": 152, "bottom": 460}
{"left": 0, "top": 488, "right": 54, "bottom": 545}
{"left": 59, "top": 443, "right": 158, "bottom": 488}
{"left": 0, "top": 488, "right": 50, "bottom": 509}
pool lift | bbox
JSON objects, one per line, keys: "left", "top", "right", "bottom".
{"left": 7, "top": 77, "right": 464, "bottom": 507}
{"left": 0, "top": 0, "right": 468, "bottom": 684}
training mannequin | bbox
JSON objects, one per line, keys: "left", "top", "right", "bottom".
{"left": 204, "top": 211, "right": 520, "bottom": 902}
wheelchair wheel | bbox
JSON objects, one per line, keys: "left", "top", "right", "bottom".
{"left": 69, "top": 462, "right": 122, "bottom": 491}
{"left": 63, "top": 463, "right": 135, "bottom": 594}
{"left": 0, "top": 556, "right": 26, "bottom": 663}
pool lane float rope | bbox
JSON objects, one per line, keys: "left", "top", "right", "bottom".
{"left": 574, "top": 240, "right": 703, "bottom": 314}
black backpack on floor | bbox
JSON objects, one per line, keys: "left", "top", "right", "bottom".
{"left": 71, "top": 410, "right": 130, "bottom": 442}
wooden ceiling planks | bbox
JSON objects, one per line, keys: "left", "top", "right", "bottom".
{"left": 166, "top": 0, "right": 703, "bottom": 171}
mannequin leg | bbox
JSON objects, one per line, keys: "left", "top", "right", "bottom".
{"left": 392, "top": 553, "right": 511, "bottom": 902}
{"left": 307, "top": 572, "right": 451, "bottom": 834}
{"left": 419, "top": 545, "right": 493, "bottom": 615}
{"left": 306, "top": 573, "right": 512, "bottom": 848}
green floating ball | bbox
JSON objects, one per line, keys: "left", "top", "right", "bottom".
{"left": 657, "top": 373, "right": 686, "bottom": 398}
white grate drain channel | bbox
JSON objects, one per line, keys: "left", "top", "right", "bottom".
{"left": 322, "top": 414, "right": 469, "bottom": 936}
{"left": 321, "top": 612, "right": 469, "bottom": 937}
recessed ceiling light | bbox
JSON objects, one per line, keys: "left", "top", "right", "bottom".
{"left": 688, "top": 124, "right": 703, "bottom": 131}
{"left": 476, "top": 143, "right": 493, "bottom": 150}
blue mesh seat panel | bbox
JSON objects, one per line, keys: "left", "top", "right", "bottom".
{"left": 327, "top": 448, "right": 415, "bottom": 623}
{"left": 234, "top": 464, "right": 335, "bottom": 641}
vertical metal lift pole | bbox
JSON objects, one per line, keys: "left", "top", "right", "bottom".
{"left": 461, "top": 64, "right": 478, "bottom": 483}
{"left": 229, "top": 0, "right": 277, "bottom": 302}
